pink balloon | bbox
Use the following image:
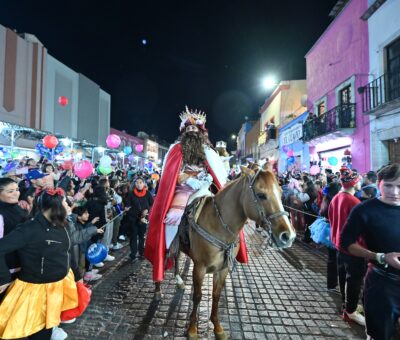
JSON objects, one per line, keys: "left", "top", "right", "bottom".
{"left": 74, "top": 160, "right": 93, "bottom": 179}
{"left": 287, "top": 150, "right": 294, "bottom": 157}
{"left": 135, "top": 144, "right": 143, "bottom": 153}
{"left": 309, "top": 165, "right": 321, "bottom": 175}
{"left": 106, "top": 134, "right": 121, "bottom": 149}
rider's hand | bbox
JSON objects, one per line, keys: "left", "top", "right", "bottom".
{"left": 97, "top": 228, "right": 104, "bottom": 235}
{"left": 384, "top": 252, "right": 400, "bottom": 269}
{"left": 0, "top": 283, "right": 10, "bottom": 294}
{"left": 186, "top": 177, "right": 202, "bottom": 190}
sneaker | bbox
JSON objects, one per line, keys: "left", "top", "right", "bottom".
{"left": 51, "top": 326, "right": 68, "bottom": 340}
{"left": 119, "top": 235, "right": 126, "bottom": 241}
{"left": 343, "top": 310, "right": 365, "bottom": 326}
{"left": 89, "top": 268, "right": 99, "bottom": 274}
{"left": 84, "top": 272, "right": 102, "bottom": 281}
{"left": 104, "top": 254, "right": 115, "bottom": 262}
{"left": 327, "top": 287, "right": 341, "bottom": 295}
{"left": 94, "top": 262, "right": 104, "bottom": 268}
{"left": 130, "top": 256, "right": 139, "bottom": 263}
{"left": 112, "top": 242, "right": 123, "bottom": 250}
{"left": 61, "top": 318, "right": 76, "bottom": 324}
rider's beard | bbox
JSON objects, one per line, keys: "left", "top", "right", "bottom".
{"left": 180, "top": 131, "right": 206, "bottom": 166}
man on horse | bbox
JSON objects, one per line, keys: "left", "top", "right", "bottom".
{"left": 144, "top": 107, "right": 248, "bottom": 282}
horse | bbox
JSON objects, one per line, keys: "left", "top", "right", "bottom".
{"left": 156, "top": 165, "right": 296, "bottom": 340}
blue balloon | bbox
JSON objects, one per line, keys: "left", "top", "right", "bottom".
{"left": 86, "top": 243, "right": 108, "bottom": 264}
{"left": 123, "top": 146, "right": 132, "bottom": 155}
{"left": 328, "top": 156, "right": 338, "bottom": 166}
{"left": 287, "top": 156, "right": 295, "bottom": 165}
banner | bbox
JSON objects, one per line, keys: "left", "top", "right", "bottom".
{"left": 280, "top": 123, "right": 303, "bottom": 146}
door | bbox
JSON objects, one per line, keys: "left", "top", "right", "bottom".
{"left": 386, "top": 37, "right": 400, "bottom": 102}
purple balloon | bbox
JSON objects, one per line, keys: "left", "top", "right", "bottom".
{"left": 282, "top": 145, "right": 289, "bottom": 153}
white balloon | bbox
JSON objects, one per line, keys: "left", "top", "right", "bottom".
{"left": 99, "top": 155, "right": 112, "bottom": 167}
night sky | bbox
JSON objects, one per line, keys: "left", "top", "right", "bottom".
{"left": 0, "top": 0, "right": 337, "bottom": 146}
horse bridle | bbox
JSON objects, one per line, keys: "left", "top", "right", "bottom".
{"left": 248, "top": 168, "right": 289, "bottom": 246}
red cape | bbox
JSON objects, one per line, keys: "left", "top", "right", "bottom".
{"left": 144, "top": 143, "right": 248, "bottom": 282}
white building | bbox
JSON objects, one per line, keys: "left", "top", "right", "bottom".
{"left": 361, "top": 0, "right": 400, "bottom": 168}
{"left": 0, "top": 24, "right": 111, "bottom": 149}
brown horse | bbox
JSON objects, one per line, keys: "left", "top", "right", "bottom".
{"left": 156, "top": 165, "right": 296, "bottom": 340}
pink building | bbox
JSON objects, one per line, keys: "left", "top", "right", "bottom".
{"left": 305, "top": 0, "right": 370, "bottom": 173}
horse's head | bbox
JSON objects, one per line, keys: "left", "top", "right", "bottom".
{"left": 240, "top": 165, "right": 296, "bottom": 248}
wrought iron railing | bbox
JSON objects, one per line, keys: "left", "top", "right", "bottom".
{"left": 361, "top": 71, "right": 400, "bottom": 113}
{"left": 303, "top": 103, "right": 356, "bottom": 142}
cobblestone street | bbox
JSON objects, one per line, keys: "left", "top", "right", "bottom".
{"left": 64, "top": 224, "right": 365, "bottom": 339}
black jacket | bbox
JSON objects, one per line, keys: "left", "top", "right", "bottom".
{"left": 0, "top": 201, "right": 29, "bottom": 272}
{"left": 0, "top": 213, "right": 71, "bottom": 285}
{"left": 127, "top": 190, "right": 154, "bottom": 223}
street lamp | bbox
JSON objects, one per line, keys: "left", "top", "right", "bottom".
{"left": 231, "top": 134, "right": 236, "bottom": 140}
{"left": 262, "top": 76, "right": 278, "bottom": 90}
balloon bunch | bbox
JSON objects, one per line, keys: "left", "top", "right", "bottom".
{"left": 35, "top": 143, "right": 63, "bottom": 160}
{"left": 282, "top": 145, "right": 296, "bottom": 165}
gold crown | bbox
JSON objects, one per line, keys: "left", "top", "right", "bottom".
{"left": 179, "top": 106, "right": 207, "bottom": 126}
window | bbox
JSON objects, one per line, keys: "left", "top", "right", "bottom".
{"left": 314, "top": 96, "right": 327, "bottom": 116}
{"left": 386, "top": 36, "right": 400, "bottom": 101}
{"left": 340, "top": 85, "right": 352, "bottom": 105}
{"left": 317, "top": 101, "right": 326, "bottom": 115}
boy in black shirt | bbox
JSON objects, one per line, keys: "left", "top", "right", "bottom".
{"left": 340, "top": 163, "right": 400, "bottom": 340}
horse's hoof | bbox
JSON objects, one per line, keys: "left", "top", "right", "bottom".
{"left": 176, "top": 283, "right": 185, "bottom": 290}
{"left": 153, "top": 292, "right": 162, "bottom": 301}
{"left": 187, "top": 333, "right": 198, "bottom": 340}
{"left": 214, "top": 331, "right": 228, "bottom": 340}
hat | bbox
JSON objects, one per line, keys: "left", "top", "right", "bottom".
{"left": 339, "top": 167, "right": 360, "bottom": 189}
{"left": 179, "top": 106, "right": 207, "bottom": 132}
{"left": 25, "top": 169, "right": 49, "bottom": 181}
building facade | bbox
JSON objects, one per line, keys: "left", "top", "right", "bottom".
{"left": 245, "top": 120, "right": 260, "bottom": 162}
{"left": 305, "top": 0, "right": 371, "bottom": 173}
{"left": 361, "top": 0, "right": 400, "bottom": 168}
{"left": 259, "top": 80, "right": 307, "bottom": 163}
{"left": 236, "top": 121, "right": 253, "bottom": 164}
{"left": 278, "top": 111, "right": 310, "bottom": 173}
{"left": 0, "top": 24, "right": 111, "bottom": 148}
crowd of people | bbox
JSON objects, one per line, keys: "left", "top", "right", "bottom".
{"left": 277, "top": 163, "right": 400, "bottom": 339}
{"left": 0, "top": 156, "right": 157, "bottom": 339}
{"left": 0, "top": 149, "right": 399, "bottom": 339}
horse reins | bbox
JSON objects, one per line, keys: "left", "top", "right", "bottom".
{"left": 248, "top": 168, "right": 289, "bottom": 247}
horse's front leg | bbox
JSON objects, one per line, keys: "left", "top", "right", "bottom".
{"left": 187, "top": 265, "right": 206, "bottom": 340}
{"left": 175, "top": 251, "right": 185, "bottom": 290}
{"left": 210, "top": 267, "right": 229, "bottom": 340}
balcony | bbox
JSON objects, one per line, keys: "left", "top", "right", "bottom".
{"left": 361, "top": 71, "right": 400, "bottom": 115}
{"left": 303, "top": 103, "right": 356, "bottom": 142}
{"left": 258, "top": 127, "right": 276, "bottom": 146}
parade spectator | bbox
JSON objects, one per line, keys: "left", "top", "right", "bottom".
{"left": 341, "top": 163, "right": 400, "bottom": 340}
{"left": 0, "top": 188, "right": 78, "bottom": 340}
{"left": 86, "top": 186, "right": 115, "bottom": 264}
{"left": 26, "top": 169, "right": 50, "bottom": 189}
{"left": 328, "top": 166, "right": 365, "bottom": 326}
{"left": 73, "top": 205, "right": 102, "bottom": 281}
{"left": 0, "top": 178, "right": 29, "bottom": 302}
{"left": 359, "top": 186, "right": 378, "bottom": 202}
{"left": 127, "top": 177, "right": 153, "bottom": 262}
{"left": 299, "top": 179, "right": 317, "bottom": 243}
{"left": 110, "top": 178, "right": 124, "bottom": 250}
{"left": 319, "top": 182, "right": 341, "bottom": 292}
{"left": 41, "top": 163, "right": 57, "bottom": 188}
{"left": 18, "top": 186, "right": 36, "bottom": 214}
{"left": 362, "top": 170, "right": 380, "bottom": 198}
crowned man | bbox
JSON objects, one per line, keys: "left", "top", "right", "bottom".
{"left": 144, "top": 107, "right": 248, "bottom": 282}
{"left": 216, "top": 141, "right": 232, "bottom": 175}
